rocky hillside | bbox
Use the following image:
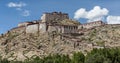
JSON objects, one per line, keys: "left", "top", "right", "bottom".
{"left": 0, "top": 24, "right": 120, "bottom": 61}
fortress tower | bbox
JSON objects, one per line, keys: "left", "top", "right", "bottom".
{"left": 41, "top": 12, "right": 69, "bottom": 22}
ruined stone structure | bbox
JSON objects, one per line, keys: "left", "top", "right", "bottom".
{"left": 78, "top": 21, "right": 105, "bottom": 29}
{"left": 16, "top": 12, "right": 105, "bottom": 34}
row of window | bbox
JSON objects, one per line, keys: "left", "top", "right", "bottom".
{"left": 64, "top": 26, "right": 78, "bottom": 30}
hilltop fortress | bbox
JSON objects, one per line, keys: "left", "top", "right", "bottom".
{"left": 12, "top": 12, "right": 105, "bottom": 34}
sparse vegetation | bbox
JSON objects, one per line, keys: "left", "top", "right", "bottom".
{"left": 89, "top": 29, "right": 97, "bottom": 38}
{"left": 0, "top": 48, "right": 120, "bottom": 63}
{"left": 7, "top": 33, "right": 19, "bottom": 41}
{"left": 96, "top": 41, "right": 105, "bottom": 46}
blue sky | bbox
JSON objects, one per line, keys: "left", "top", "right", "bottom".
{"left": 0, "top": 0, "right": 120, "bottom": 34}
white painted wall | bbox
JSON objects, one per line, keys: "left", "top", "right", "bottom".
{"left": 26, "top": 24, "right": 39, "bottom": 33}
{"left": 39, "top": 23, "right": 46, "bottom": 33}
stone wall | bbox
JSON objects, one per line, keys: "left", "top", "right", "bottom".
{"left": 47, "top": 25, "right": 62, "bottom": 33}
{"left": 79, "top": 21, "right": 105, "bottom": 29}
{"left": 41, "top": 12, "right": 69, "bottom": 22}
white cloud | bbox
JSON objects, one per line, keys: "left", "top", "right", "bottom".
{"left": 107, "top": 16, "right": 120, "bottom": 24}
{"left": 74, "top": 6, "right": 109, "bottom": 22}
{"left": 7, "top": 2, "right": 30, "bottom": 17}
{"left": 7, "top": 2, "right": 26, "bottom": 8}
{"left": 22, "top": 10, "right": 30, "bottom": 17}
{"left": 74, "top": 8, "right": 87, "bottom": 19}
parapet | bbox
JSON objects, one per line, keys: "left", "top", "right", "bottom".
{"left": 51, "top": 12, "right": 68, "bottom": 15}
{"left": 44, "top": 12, "right": 68, "bottom": 15}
